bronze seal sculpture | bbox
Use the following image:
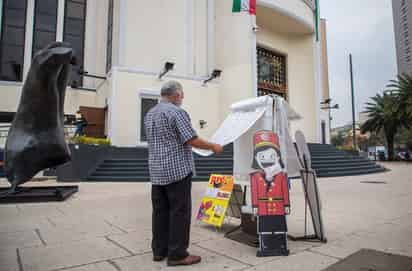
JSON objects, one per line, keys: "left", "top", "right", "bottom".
{"left": 2, "top": 42, "right": 75, "bottom": 196}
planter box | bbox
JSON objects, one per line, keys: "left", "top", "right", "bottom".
{"left": 0, "top": 149, "right": 4, "bottom": 177}
{"left": 45, "top": 144, "right": 148, "bottom": 182}
{"left": 48, "top": 144, "right": 110, "bottom": 182}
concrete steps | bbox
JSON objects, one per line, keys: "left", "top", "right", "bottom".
{"left": 86, "top": 145, "right": 234, "bottom": 182}
{"left": 308, "top": 143, "right": 386, "bottom": 177}
{"left": 86, "top": 143, "right": 386, "bottom": 182}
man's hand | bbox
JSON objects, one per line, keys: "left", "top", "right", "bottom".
{"left": 211, "top": 144, "right": 223, "bottom": 154}
{"left": 187, "top": 138, "right": 223, "bottom": 154}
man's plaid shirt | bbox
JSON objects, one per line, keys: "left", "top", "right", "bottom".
{"left": 144, "top": 100, "right": 197, "bottom": 185}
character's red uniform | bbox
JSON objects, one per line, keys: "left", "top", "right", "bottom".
{"left": 251, "top": 171, "right": 289, "bottom": 216}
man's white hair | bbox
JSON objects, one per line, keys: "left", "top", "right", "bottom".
{"left": 161, "top": 81, "right": 182, "bottom": 97}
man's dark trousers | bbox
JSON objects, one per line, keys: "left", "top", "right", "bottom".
{"left": 151, "top": 173, "right": 192, "bottom": 260}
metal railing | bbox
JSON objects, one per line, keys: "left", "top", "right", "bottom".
{"left": 0, "top": 124, "right": 77, "bottom": 149}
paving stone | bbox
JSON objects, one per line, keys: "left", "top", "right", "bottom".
{"left": 0, "top": 230, "right": 42, "bottom": 249}
{"left": 0, "top": 217, "right": 52, "bottom": 234}
{"left": 45, "top": 215, "right": 124, "bottom": 237}
{"left": 105, "top": 228, "right": 215, "bottom": 257}
{"left": 309, "top": 242, "right": 361, "bottom": 259}
{"left": 242, "top": 251, "right": 338, "bottom": 271}
{"left": 0, "top": 248, "right": 19, "bottom": 271}
{"left": 106, "top": 230, "right": 152, "bottom": 255}
{"left": 15, "top": 203, "right": 66, "bottom": 218}
{"left": 0, "top": 163, "right": 410, "bottom": 271}
{"left": 62, "top": 261, "right": 118, "bottom": 271}
{"left": 19, "top": 237, "right": 130, "bottom": 271}
{"left": 103, "top": 214, "right": 150, "bottom": 232}
{"left": 113, "top": 244, "right": 249, "bottom": 271}
{"left": 310, "top": 228, "right": 412, "bottom": 259}
{"left": 37, "top": 222, "right": 124, "bottom": 246}
{"left": 196, "top": 237, "right": 280, "bottom": 266}
{"left": 322, "top": 249, "right": 412, "bottom": 271}
{"left": 0, "top": 205, "right": 19, "bottom": 218}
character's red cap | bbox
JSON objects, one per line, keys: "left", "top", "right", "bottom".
{"left": 253, "top": 130, "right": 280, "bottom": 150}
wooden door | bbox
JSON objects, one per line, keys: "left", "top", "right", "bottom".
{"left": 79, "top": 106, "right": 106, "bottom": 138}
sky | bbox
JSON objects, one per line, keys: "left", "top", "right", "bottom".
{"left": 320, "top": 0, "right": 398, "bottom": 128}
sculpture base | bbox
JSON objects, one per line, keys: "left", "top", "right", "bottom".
{"left": 225, "top": 213, "right": 259, "bottom": 247}
{"left": 288, "top": 234, "right": 327, "bottom": 243}
{"left": 0, "top": 185, "right": 78, "bottom": 203}
{"left": 257, "top": 248, "right": 289, "bottom": 257}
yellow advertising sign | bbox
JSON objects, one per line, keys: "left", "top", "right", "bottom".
{"left": 196, "top": 175, "right": 234, "bottom": 227}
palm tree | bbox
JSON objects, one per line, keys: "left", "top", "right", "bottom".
{"left": 361, "top": 93, "right": 407, "bottom": 161}
{"left": 387, "top": 74, "right": 412, "bottom": 122}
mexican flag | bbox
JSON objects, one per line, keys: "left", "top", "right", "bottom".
{"left": 232, "top": 0, "right": 256, "bottom": 15}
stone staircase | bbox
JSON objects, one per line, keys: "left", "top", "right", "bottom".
{"left": 308, "top": 143, "right": 386, "bottom": 177}
{"left": 83, "top": 143, "right": 386, "bottom": 182}
{"left": 86, "top": 145, "right": 233, "bottom": 182}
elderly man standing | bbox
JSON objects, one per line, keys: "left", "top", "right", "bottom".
{"left": 144, "top": 80, "right": 223, "bottom": 266}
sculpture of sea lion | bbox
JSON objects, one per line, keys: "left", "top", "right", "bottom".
{"left": 2, "top": 42, "right": 75, "bottom": 195}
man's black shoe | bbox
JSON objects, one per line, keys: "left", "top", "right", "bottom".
{"left": 153, "top": 255, "right": 166, "bottom": 262}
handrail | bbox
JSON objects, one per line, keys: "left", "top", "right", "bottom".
{"left": 0, "top": 125, "right": 77, "bottom": 140}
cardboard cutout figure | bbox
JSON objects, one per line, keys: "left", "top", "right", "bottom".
{"left": 250, "top": 130, "right": 290, "bottom": 256}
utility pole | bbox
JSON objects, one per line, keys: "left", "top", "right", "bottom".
{"left": 349, "top": 54, "right": 356, "bottom": 149}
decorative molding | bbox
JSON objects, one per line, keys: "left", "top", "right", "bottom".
{"left": 139, "top": 88, "right": 160, "bottom": 97}
{"left": 0, "top": 81, "right": 24, "bottom": 87}
{"left": 256, "top": 0, "right": 314, "bottom": 32}
{"left": 185, "top": 0, "right": 194, "bottom": 75}
{"left": 207, "top": 0, "right": 214, "bottom": 75}
{"left": 118, "top": 0, "right": 127, "bottom": 66}
{"left": 114, "top": 66, "right": 216, "bottom": 83}
{"left": 108, "top": 68, "right": 118, "bottom": 141}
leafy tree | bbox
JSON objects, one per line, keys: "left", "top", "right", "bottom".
{"left": 387, "top": 74, "right": 412, "bottom": 122}
{"left": 396, "top": 126, "right": 412, "bottom": 150}
{"left": 331, "top": 131, "right": 346, "bottom": 147}
{"left": 361, "top": 93, "right": 407, "bottom": 160}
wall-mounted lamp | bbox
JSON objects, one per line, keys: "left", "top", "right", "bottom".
{"left": 321, "top": 103, "right": 339, "bottom": 110}
{"left": 199, "top": 120, "right": 207, "bottom": 129}
{"left": 158, "top": 62, "right": 175, "bottom": 79}
{"left": 70, "top": 80, "right": 97, "bottom": 92}
{"left": 78, "top": 68, "right": 107, "bottom": 80}
{"left": 203, "top": 69, "right": 222, "bottom": 85}
{"left": 320, "top": 98, "right": 332, "bottom": 105}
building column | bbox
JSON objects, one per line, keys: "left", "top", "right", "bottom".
{"left": 185, "top": 0, "right": 194, "bottom": 76}
{"left": 56, "top": 0, "right": 65, "bottom": 41}
{"left": 22, "top": 0, "right": 35, "bottom": 79}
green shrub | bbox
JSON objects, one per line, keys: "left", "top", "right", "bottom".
{"left": 338, "top": 146, "right": 359, "bottom": 155}
{"left": 70, "top": 136, "right": 111, "bottom": 146}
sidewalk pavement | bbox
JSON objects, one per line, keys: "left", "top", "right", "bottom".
{"left": 0, "top": 162, "right": 411, "bottom": 271}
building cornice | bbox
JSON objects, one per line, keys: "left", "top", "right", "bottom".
{"left": 257, "top": 0, "right": 314, "bottom": 33}
{"left": 113, "top": 66, "right": 219, "bottom": 84}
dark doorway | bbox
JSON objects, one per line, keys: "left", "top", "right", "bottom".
{"left": 140, "top": 98, "right": 158, "bottom": 142}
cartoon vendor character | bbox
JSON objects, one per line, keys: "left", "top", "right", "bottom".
{"left": 250, "top": 130, "right": 290, "bottom": 256}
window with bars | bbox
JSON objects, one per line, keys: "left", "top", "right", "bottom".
{"left": 63, "top": 0, "right": 86, "bottom": 87}
{"left": 0, "top": 0, "right": 27, "bottom": 82}
{"left": 106, "top": 0, "right": 113, "bottom": 73}
{"left": 257, "top": 47, "right": 287, "bottom": 97}
{"left": 32, "top": 0, "right": 58, "bottom": 56}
